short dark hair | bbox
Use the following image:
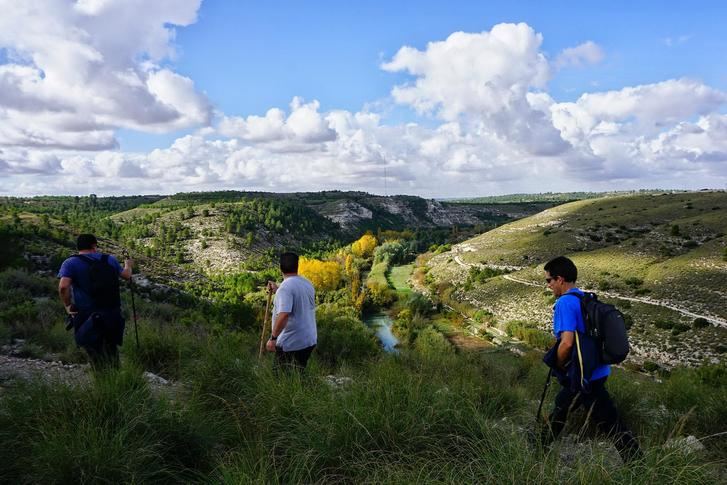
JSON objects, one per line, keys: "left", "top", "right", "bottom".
{"left": 544, "top": 256, "right": 577, "bottom": 283}
{"left": 280, "top": 252, "right": 299, "bottom": 274}
{"left": 77, "top": 234, "right": 98, "bottom": 251}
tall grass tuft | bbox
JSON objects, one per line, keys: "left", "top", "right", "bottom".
{"left": 0, "top": 364, "right": 220, "bottom": 483}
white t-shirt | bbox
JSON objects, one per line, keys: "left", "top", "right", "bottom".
{"left": 272, "top": 275, "right": 317, "bottom": 351}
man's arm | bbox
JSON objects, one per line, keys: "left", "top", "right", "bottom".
{"left": 266, "top": 311, "right": 290, "bottom": 351}
{"left": 557, "top": 330, "right": 574, "bottom": 369}
{"left": 58, "top": 277, "right": 76, "bottom": 314}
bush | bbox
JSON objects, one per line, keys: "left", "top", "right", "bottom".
{"left": 315, "top": 305, "right": 380, "bottom": 366}
{"left": 366, "top": 281, "right": 396, "bottom": 308}
{"left": 504, "top": 321, "right": 553, "bottom": 351}
{"left": 405, "top": 292, "right": 434, "bottom": 317}
{"left": 624, "top": 277, "right": 643, "bottom": 288}
{"left": 414, "top": 326, "right": 453, "bottom": 357}
{"left": 693, "top": 317, "right": 710, "bottom": 329}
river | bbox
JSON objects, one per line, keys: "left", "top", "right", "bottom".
{"left": 362, "top": 311, "right": 399, "bottom": 352}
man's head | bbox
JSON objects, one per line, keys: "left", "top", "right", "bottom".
{"left": 76, "top": 234, "right": 98, "bottom": 251}
{"left": 279, "top": 252, "right": 299, "bottom": 275}
{"left": 544, "top": 256, "right": 577, "bottom": 297}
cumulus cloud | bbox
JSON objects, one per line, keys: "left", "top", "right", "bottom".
{"left": 1, "top": 19, "right": 726, "bottom": 197}
{"left": 218, "top": 98, "right": 336, "bottom": 144}
{"left": 554, "top": 41, "right": 604, "bottom": 69}
{"left": 0, "top": 0, "right": 210, "bottom": 151}
{"left": 381, "top": 23, "right": 550, "bottom": 120}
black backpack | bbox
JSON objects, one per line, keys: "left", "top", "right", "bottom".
{"left": 72, "top": 254, "right": 121, "bottom": 309}
{"left": 568, "top": 292, "right": 630, "bottom": 365}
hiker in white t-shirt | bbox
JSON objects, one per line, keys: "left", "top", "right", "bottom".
{"left": 265, "top": 252, "right": 317, "bottom": 371}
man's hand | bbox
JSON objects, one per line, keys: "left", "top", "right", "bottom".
{"left": 65, "top": 303, "right": 78, "bottom": 315}
{"left": 124, "top": 258, "right": 134, "bottom": 269}
{"left": 265, "top": 338, "right": 277, "bottom": 352}
{"left": 266, "top": 281, "right": 278, "bottom": 294}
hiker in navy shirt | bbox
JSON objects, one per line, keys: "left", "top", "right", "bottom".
{"left": 58, "top": 234, "right": 133, "bottom": 368}
{"left": 543, "top": 256, "right": 641, "bottom": 463}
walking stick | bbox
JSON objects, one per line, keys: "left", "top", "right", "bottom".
{"left": 124, "top": 251, "right": 140, "bottom": 348}
{"left": 536, "top": 368, "right": 553, "bottom": 425}
{"left": 258, "top": 289, "right": 273, "bottom": 359}
{"left": 129, "top": 275, "right": 140, "bottom": 348}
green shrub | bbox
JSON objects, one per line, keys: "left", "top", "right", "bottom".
{"left": 624, "top": 277, "right": 643, "bottom": 288}
{"left": 315, "top": 305, "right": 380, "bottom": 366}
{"left": 692, "top": 317, "right": 710, "bottom": 329}
{"left": 504, "top": 321, "right": 553, "bottom": 351}
{"left": 405, "top": 292, "right": 434, "bottom": 317}
{"left": 414, "top": 326, "right": 454, "bottom": 357}
{"left": 654, "top": 319, "right": 674, "bottom": 330}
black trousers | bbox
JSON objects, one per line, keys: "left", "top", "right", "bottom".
{"left": 274, "top": 345, "right": 316, "bottom": 373}
{"left": 544, "top": 377, "right": 642, "bottom": 462}
{"left": 73, "top": 310, "right": 123, "bottom": 370}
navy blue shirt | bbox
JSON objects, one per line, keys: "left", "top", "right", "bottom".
{"left": 554, "top": 288, "right": 610, "bottom": 381}
{"left": 58, "top": 253, "right": 123, "bottom": 312}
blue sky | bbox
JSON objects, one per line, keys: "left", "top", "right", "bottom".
{"left": 175, "top": 1, "right": 726, "bottom": 111}
{"left": 1, "top": 1, "right": 727, "bottom": 196}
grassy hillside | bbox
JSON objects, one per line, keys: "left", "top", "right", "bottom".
{"left": 428, "top": 191, "right": 727, "bottom": 368}
{"left": 1, "top": 192, "right": 726, "bottom": 482}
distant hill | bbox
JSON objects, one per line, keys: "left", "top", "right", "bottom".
{"left": 445, "top": 189, "right": 673, "bottom": 204}
{"left": 106, "top": 191, "right": 549, "bottom": 274}
{"left": 427, "top": 191, "right": 727, "bottom": 368}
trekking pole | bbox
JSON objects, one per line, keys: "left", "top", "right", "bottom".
{"left": 258, "top": 288, "right": 273, "bottom": 359}
{"left": 124, "top": 251, "right": 140, "bottom": 348}
{"left": 536, "top": 368, "right": 553, "bottom": 425}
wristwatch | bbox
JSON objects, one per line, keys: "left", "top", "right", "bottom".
{"left": 269, "top": 335, "right": 277, "bottom": 341}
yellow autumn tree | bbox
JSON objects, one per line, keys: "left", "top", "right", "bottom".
{"left": 298, "top": 257, "right": 342, "bottom": 292}
{"left": 351, "top": 233, "right": 377, "bottom": 258}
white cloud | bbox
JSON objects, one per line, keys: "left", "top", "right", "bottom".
{"left": 0, "top": 0, "right": 210, "bottom": 150}
{"left": 218, "top": 98, "right": 336, "bottom": 145}
{"left": 554, "top": 41, "right": 604, "bottom": 69}
{"left": 573, "top": 78, "right": 725, "bottom": 127}
{"left": 382, "top": 23, "right": 550, "bottom": 120}
{"left": 1, "top": 20, "right": 726, "bottom": 197}
{"left": 663, "top": 35, "right": 691, "bottom": 47}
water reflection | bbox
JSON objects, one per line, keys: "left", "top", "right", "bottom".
{"left": 363, "top": 312, "right": 399, "bottom": 353}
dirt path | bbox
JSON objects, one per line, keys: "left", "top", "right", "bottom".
{"left": 449, "top": 250, "right": 727, "bottom": 328}
{"left": 502, "top": 274, "right": 727, "bottom": 328}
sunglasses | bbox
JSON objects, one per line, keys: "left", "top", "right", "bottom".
{"left": 545, "top": 276, "right": 559, "bottom": 283}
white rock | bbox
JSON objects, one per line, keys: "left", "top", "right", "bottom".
{"left": 665, "top": 435, "right": 705, "bottom": 454}
{"left": 143, "top": 371, "right": 169, "bottom": 386}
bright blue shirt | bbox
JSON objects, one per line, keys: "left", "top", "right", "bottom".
{"left": 58, "top": 253, "right": 123, "bottom": 312}
{"left": 553, "top": 288, "right": 610, "bottom": 381}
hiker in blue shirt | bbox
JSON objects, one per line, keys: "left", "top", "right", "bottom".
{"left": 542, "top": 256, "right": 641, "bottom": 463}
{"left": 58, "top": 234, "right": 133, "bottom": 368}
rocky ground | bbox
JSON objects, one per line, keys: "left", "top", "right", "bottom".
{"left": 0, "top": 339, "right": 176, "bottom": 395}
